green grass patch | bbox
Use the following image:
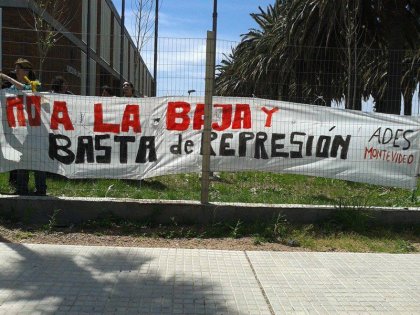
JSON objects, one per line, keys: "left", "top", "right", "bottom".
{"left": 1, "top": 210, "right": 418, "bottom": 253}
{"left": 14, "top": 231, "right": 35, "bottom": 240}
{"left": 73, "top": 215, "right": 420, "bottom": 253}
{"left": 0, "top": 172, "right": 419, "bottom": 207}
{"left": 1, "top": 172, "right": 419, "bottom": 254}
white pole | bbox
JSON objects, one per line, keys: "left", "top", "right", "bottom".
{"left": 201, "top": 31, "right": 215, "bottom": 204}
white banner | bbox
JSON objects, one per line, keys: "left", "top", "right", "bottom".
{"left": 1, "top": 91, "right": 420, "bottom": 189}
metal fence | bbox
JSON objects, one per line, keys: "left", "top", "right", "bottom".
{"left": 0, "top": 27, "right": 419, "bottom": 204}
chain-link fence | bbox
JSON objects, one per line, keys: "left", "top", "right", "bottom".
{"left": 0, "top": 21, "right": 419, "bottom": 204}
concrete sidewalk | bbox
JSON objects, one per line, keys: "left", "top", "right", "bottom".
{"left": 0, "top": 243, "right": 418, "bottom": 314}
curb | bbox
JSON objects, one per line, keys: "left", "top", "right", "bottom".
{"left": 1, "top": 195, "right": 419, "bottom": 225}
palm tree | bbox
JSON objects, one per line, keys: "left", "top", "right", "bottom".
{"left": 401, "top": 49, "right": 420, "bottom": 115}
{"left": 372, "top": 0, "right": 420, "bottom": 114}
{"left": 216, "top": 2, "right": 287, "bottom": 99}
{"left": 216, "top": 0, "right": 420, "bottom": 115}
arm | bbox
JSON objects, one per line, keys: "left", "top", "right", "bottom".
{"left": 0, "top": 72, "right": 25, "bottom": 90}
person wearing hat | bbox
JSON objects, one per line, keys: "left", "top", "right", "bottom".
{"left": 0, "top": 58, "right": 37, "bottom": 91}
{"left": 0, "top": 58, "right": 47, "bottom": 195}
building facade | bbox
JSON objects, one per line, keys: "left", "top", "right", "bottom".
{"left": 0, "top": 0, "right": 154, "bottom": 96}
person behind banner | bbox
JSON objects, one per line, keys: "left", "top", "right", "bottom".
{"left": 101, "top": 85, "right": 113, "bottom": 97}
{"left": 1, "top": 70, "right": 16, "bottom": 89}
{"left": 0, "top": 58, "right": 36, "bottom": 91}
{"left": 0, "top": 58, "right": 47, "bottom": 196}
{"left": 51, "top": 75, "right": 73, "bottom": 94}
{"left": 0, "top": 70, "right": 18, "bottom": 189}
{"left": 48, "top": 75, "right": 73, "bottom": 181}
{"left": 122, "top": 81, "right": 137, "bottom": 98}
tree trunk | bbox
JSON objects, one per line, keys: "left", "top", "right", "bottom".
{"left": 294, "top": 60, "right": 304, "bottom": 103}
{"left": 38, "top": 59, "right": 44, "bottom": 82}
{"left": 404, "top": 93, "right": 413, "bottom": 116}
{"left": 376, "top": 49, "right": 402, "bottom": 114}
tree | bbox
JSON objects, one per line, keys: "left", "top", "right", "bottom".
{"left": 216, "top": 0, "right": 420, "bottom": 115}
{"left": 20, "top": 0, "right": 73, "bottom": 82}
{"left": 216, "top": 2, "right": 291, "bottom": 100}
{"left": 131, "top": 0, "right": 156, "bottom": 94}
{"left": 401, "top": 50, "right": 420, "bottom": 115}
{"left": 372, "top": 1, "right": 420, "bottom": 114}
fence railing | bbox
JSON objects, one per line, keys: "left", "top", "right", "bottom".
{"left": 1, "top": 28, "right": 419, "bottom": 205}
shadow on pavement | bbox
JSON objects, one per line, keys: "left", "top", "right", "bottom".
{"left": 0, "top": 243, "right": 238, "bottom": 314}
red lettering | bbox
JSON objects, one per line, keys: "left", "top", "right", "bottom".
{"left": 26, "top": 95, "right": 41, "bottom": 126}
{"left": 365, "top": 146, "right": 415, "bottom": 165}
{"left": 408, "top": 155, "right": 414, "bottom": 164}
{"left": 261, "top": 107, "right": 279, "bottom": 127}
{"left": 212, "top": 104, "right": 232, "bottom": 131}
{"left": 232, "top": 104, "right": 251, "bottom": 129}
{"left": 50, "top": 101, "right": 74, "bottom": 130}
{"left": 364, "top": 147, "right": 373, "bottom": 159}
{"left": 166, "top": 101, "right": 190, "bottom": 131}
{"left": 6, "top": 97, "right": 26, "bottom": 127}
{"left": 193, "top": 103, "right": 204, "bottom": 130}
{"left": 93, "top": 103, "right": 119, "bottom": 133}
{"left": 121, "top": 105, "right": 141, "bottom": 133}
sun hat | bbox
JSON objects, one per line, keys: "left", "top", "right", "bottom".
{"left": 14, "top": 58, "right": 33, "bottom": 69}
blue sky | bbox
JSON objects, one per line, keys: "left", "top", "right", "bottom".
{"left": 110, "top": 1, "right": 419, "bottom": 113}
{"left": 112, "top": 0, "right": 274, "bottom": 41}
{"left": 111, "top": 0, "right": 275, "bottom": 96}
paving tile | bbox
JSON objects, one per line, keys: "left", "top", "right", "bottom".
{"left": 247, "top": 251, "right": 420, "bottom": 314}
{"left": 0, "top": 243, "right": 270, "bottom": 314}
{"left": 1, "top": 243, "right": 419, "bottom": 314}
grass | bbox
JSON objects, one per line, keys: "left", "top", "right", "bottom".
{"left": 0, "top": 172, "right": 419, "bottom": 207}
{"left": 0, "top": 209, "right": 418, "bottom": 253}
{"left": 0, "top": 172, "right": 419, "bottom": 253}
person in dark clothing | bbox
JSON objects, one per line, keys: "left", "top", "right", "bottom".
{"left": 101, "top": 85, "right": 113, "bottom": 96}
{"left": 122, "top": 81, "right": 136, "bottom": 97}
{"left": 0, "top": 58, "right": 47, "bottom": 196}
{"left": 1, "top": 71, "right": 18, "bottom": 188}
{"left": 51, "top": 75, "right": 73, "bottom": 94}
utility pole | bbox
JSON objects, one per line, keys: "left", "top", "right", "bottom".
{"left": 86, "top": 0, "right": 90, "bottom": 95}
{"left": 212, "top": 0, "right": 217, "bottom": 42}
{"left": 212, "top": 0, "right": 217, "bottom": 91}
{"left": 120, "top": 0, "right": 125, "bottom": 92}
{"left": 201, "top": 1, "right": 218, "bottom": 203}
{"left": 153, "top": 0, "right": 159, "bottom": 96}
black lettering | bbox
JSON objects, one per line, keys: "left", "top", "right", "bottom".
{"left": 185, "top": 140, "right": 194, "bottom": 154}
{"left": 306, "top": 135, "right": 314, "bottom": 156}
{"left": 330, "top": 135, "right": 351, "bottom": 159}
{"left": 115, "top": 136, "right": 135, "bottom": 163}
{"left": 200, "top": 132, "right": 217, "bottom": 156}
{"left": 239, "top": 132, "right": 254, "bottom": 157}
{"left": 136, "top": 136, "right": 157, "bottom": 163}
{"left": 316, "top": 136, "right": 331, "bottom": 158}
{"left": 95, "top": 135, "right": 111, "bottom": 163}
{"left": 402, "top": 130, "right": 413, "bottom": 150}
{"left": 48, "top": 133, "right": 75, "bottom": 164}
{"left": 368, "top": 127, "right": 381, "bottom": 143}
{"left": 393, "top": 129, "right": 403, "bottom": 148}
{"left": 220, "top": 133, "right": 235, "bottom": 156}
{"left": 290, "top": 132, "right": 305, "bottom": 158}
{"left": 76, "top": 136, "right": 94, "bottom": 163}
{"left": 271, "top": 133, "right": 288, "bottom": 158}
{"left": 255, "top": 132, "right": 268, "bottom": 159}
{"left": 170, "top": 134, "right": 182, "bottom": 154}
{"left": 382, "top": 128, "right": 393, "bottom": 144}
